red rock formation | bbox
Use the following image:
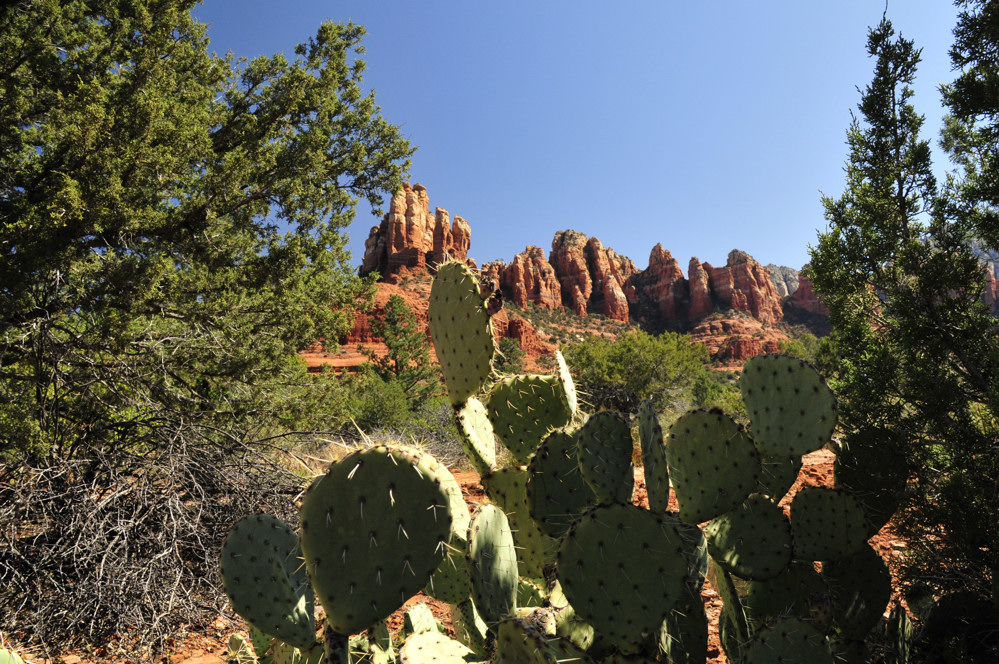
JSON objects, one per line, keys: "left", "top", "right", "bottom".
{"left": 787, "top": 271, "right": 828, "bottom": 316}
{"left": 551, "top": 230, "right": 592, "bottom": 316}
{"left": 687, "top": 257, "right": 713, "bottom": 322}
{"left": 702, "top": 250, "right": 784, "bottom": 325}
{"left": 500, "top": 246, "right": 562, "bottom": 310}
{"left": 360, "top": 182, "right": 471, "bottom": 278}
{"left": 689, "top": 316, "right": 789, "bottom": 365}
{"left": 637, "top": 244, "right": 687, "bottom": 320}
{"left": 585, "top": 237, "right": 633, "bottom": 321}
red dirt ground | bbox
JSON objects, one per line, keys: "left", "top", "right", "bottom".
{"left": 32, "top": 449, "right": 905, "bottom": 664}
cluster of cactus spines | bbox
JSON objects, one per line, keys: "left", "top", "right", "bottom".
{"left": 427, "top": 261, "right": 497, "bottom": 406}
{"left": 704, "top": 493, "right": 793, "bottom": 581}
{"left": 665, "top": 409, "right": 761, "bottom": 523}
{"left": 485, "top": 374, "right": 573, "bottom": 464}
{"left": 575, "top": 410, "right": 635, "bottom": 505}
{"left": 756, "top": 451, "right": 803, "bottom": 501}
{"left": 220, "top": 513, "right": 316, "bottom": 649}
{"left": 740, "top": 353, "right": 837, "bottom": 456}
{"left": 557, "top": 503, "right": 689, "bottom": 653}
{"left": 789, "top": 486, "right": 868, "bottom": 561}
{"left": 638, "top": 399, "right": 670, "bottom": 513}
{"left": 526, "top": 429, "right": 596, "bottom": 538}
{"left": 299, "top": 445, "right": 452, "bottom": 636}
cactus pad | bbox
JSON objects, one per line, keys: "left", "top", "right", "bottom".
{"left": 555, "top": 350, "right": 578, "bottom": 416}
{"left": 299, "top": 446, "right": 452, "bottom": 635}
{"left": 467, "top": 503, "right": 519, "bottom": 626}
{"left": 557, "top": 503, "right": 688, "bottom": 652}
{"left": 823, "top": 544, "right": 892, "bottom": 639}
{"left": 399, "top": 632, "right": 484, "bottom": 664}
{"left": 740, "top": 354, "right": 837, "bottom": 457}
{"left": 428, "top": 261, "right": 496, "bottom": 406}
{"left": 638, "top": 399, "right": 670, "bottom": 513}
{"left": 486, "top": 374, "right": 573, "bottom": 463}
{"left": 705, "top": 493, "right": 792, "bottom": 581}
{"left": 220, "top": 513, "right": 315, "bottom": 649}
{"left": 659, "top": 585, "right": 709, "bottom": 664}
{"left": 452, "top": 599, "right": 489, "bottom": 656}
{"left": 743, "top": 617, "right": 834, "bottom": 664}
{"left": 576, "top": 411, "right": 635, "bottom": 504}
{"left": 790, "top": 487, "right": 868, "bottom": 561}
{"left": 756, "top": 452, "right": 803, "bottom": 502}
{"left": 527, "top": 429, "right": 596, "bottom": 538}
{"left": 455, "top": 397, "right": 497, "bottom": 475}
{"left": 746, "top": 562, "right": 831, "bottom": 629}
{"left": 665, "top": 409, "right": 760, "bottom": 523}
{"left": 834, "top": 429, "right": 908, "bottom": 537}
{"left": 483, "top": 465, "right": 558, "bottom": 577}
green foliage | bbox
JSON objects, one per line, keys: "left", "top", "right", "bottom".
{"left": 364, "top": 294, "right": 443, "bottom": 409}
{"left": 495, "top": 336, "right": 526, "bottom": 373}
{"left": 0, "top": 0, "right": 413, "bottom": 465}
{"left": 561, "top": 329, "right": 711, "bottom": 415}
{"left": 810, "top": 12, "right": 999, "bottom": 621}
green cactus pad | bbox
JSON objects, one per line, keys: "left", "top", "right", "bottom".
{"left": 705, "top": 493, "right": 793, "bottom": 581}
{"left": 526, "top": 429, "right": 596, "bottom": 538}
{"left": 399, "top": 632, "right": 484, "bottom": 664}
{"left": 659, "top": 585, "right": 709, "bottom": 664}
{"left": 428, "top": 261, "right": 496, "bottom": 406}
{"left": 517, "top": 577, "right": 547, "bottom": 608}
{"left": 743, "top": 617, "right": 834, "bottom": 664}
{"left": 220, "top": 513, "right": 315, "bottom": 649}
{"left": 756, "top": 452, "right": 803, "bottom": 502}
{"left": 483, "top": 466, "right": 558, "bottom": 578}
{"left": 493, "top": 616, "right": 581, "bottom": 664}
{"left": 455, "top": 397, "right": 497, "bottom": 475}
{"left": 834, "top": 429, "right": 908, "bottom": 538}
{"left": 299, "top": 446, "right": 452, "bottom": 635}
{"left": 555, "top": 350, "right": 578, "bottom": 416}
{"left": 638, "top": 399, "right": 670, "bottom": 513}
{"left": 746, "top": 562, "right": 831, "bottom": 630}
{"left": 248, "top": 625, "right": 274, "bottom": 662}
{"left": 576, "top": 411, "right": 635, "bottom": 504}
{"left": 665, "top": 409, "right": 760, "bottom": 523}
{"left": 486, "top": 374, "right": 573, "bottom": 463}
{"left": 424, "top": 531, "right": 470, "bottom": 604}
{"left": 790, "top": 487, "right": 868, "bottom": 562}
{"left": 557, "top": 503, "right": 688, "bottom": 653}
{"left": 452, "top": 598, "right": 489, "bottom": 656}
{"left": 404, "top": 603, "right": 440, "bottom": 636}
{"left": 467, "top": 503, "right": 519, "bottom": 626}
{"left": 823, "top": 544, "right": 892, "bottom": 639}
{"left": 740, "top": 354, "right": 837, "bottom": 457}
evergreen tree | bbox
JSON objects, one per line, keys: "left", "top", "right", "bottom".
{"left": 810, "top": 15, "right": 999, "bottom": 614}
{"left": 364, "top": 294, "right": 442, "bottom": 408}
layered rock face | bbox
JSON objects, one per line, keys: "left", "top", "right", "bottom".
{"left": 498, "top": 246, "right": 562, "bottom": 310}
{"left": 360, "top": 182, "right": 470, "bottom": 279}
{"left": 548, "top": 231, "right": 636, "bottom": 320}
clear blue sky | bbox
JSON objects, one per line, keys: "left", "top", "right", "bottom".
{"left": 192, "top": 1, "right": 960, "bottom": 271}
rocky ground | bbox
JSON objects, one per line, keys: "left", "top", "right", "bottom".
{"left": 31, "top": 449, "right": 906, "bottom": 664}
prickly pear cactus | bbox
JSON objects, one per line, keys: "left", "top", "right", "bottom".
{"left": 575, "top": 410, "right": 634, "bottom": 505}
{"left": 638, "top": 399, "right": 670, "bottom": 513}
{"left": 427, "top": 260, "right": 496, "bottom": 406}
{"left": 220, "top": 513, "right": 315, "bottom": 649}
{"left": 741, "top": 354, "right": 837, "bottom": 457}
{"left": 665, "top": 409, "right": 760, "bottom": 523}
{"left": 557, "top": 503, "right": 688, "bottom": 653}
{"left": 299, "top": 445, "right": 452, "bottom": 635}
{"left": 790, "top": 486, "right": 868, "bottom": 562}
{"left": 704, "top": 493, "right": 793, "bottom": 581}
{"left": 526, "top": 429, "right": 596, "bottom": 538}
{"left": 486, "top": 374, "right": 572, "bottom": 464}
{"left": 467, "top": 503, "right": 519, "bottom": 627}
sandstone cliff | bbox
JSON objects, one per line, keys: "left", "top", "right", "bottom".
{"left": 360, "top": 182, "right": 471, "bottom": 280}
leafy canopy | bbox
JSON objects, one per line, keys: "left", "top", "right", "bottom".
{"left": 0, "top": 0, "right": 413, "bottom": 463}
